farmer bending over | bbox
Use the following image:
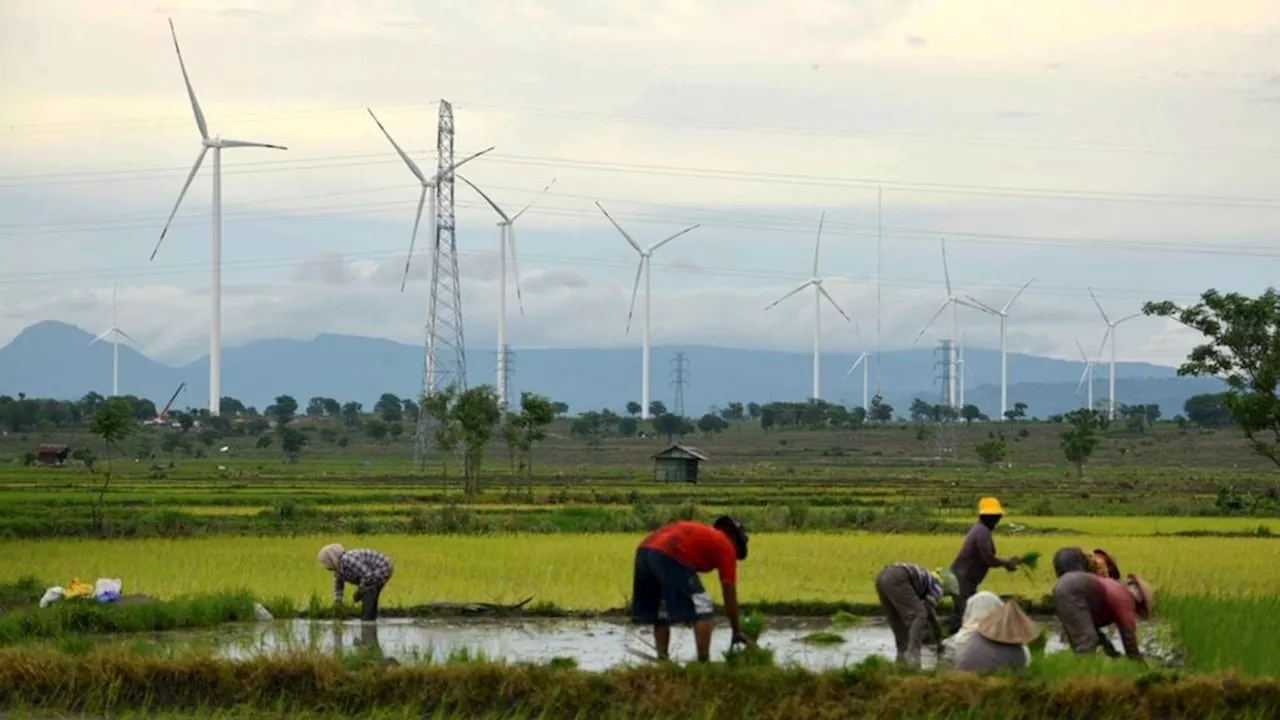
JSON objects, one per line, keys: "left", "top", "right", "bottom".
{"left": 947, "top": 497, "right": 1022, "bottom": 633}
{"left": 1052, "top": 563, "right": 1153, "bottom": 661}
{"left": 318, "top": 544, "right": 394, "bottom": 621}
{"left": 874, "top": 562, "right": 954, "bottom": 668}
{"left": 630, "top": 515, "right": 753, "bottom": 662}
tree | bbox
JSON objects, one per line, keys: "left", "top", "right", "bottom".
{"left": 649, "top": 401, "right": 668, "bottom": 417}
{"left": 306, "top": 397, "right": 327, "bottom": 417}
{"left": 375, "top": 393, "right": 403, "bottom": 422}
{"left": 71, "top": 447, "right": 96, "bottom": 471}
{"left": 513, "top": 392, "right": 556, "bottom": 490}
{"left": 1184, "top": 393, "right": 1233, "bottom": 428}
{"left": 220, "top": 396, "right": 247, "bottom": 416}
{"left": 746, "top": 402, "right": 762, "bottom": 420}
{"left": 974, "top": 439, "right": 1007, "bottom": 469}
{"left": 961, "top": 404, "right": 982, "bottom": 424}
{"left": 255, "top": 435, "right": 272, "bottom": 450}
{"left": 421, "top": 388, "right": 462, "bottom": 480}
{"left": 79, "top": 392, "right": 106, "bottom": 418}
{"left": 1004, "top": 402, "right": 1028, "bottom": 421}
{"left": 869, "top": 395, "right": 893, "bottom": 424}
{"left": 1144, "top": 404, "right": 1162, "bottom": 425}
{"left": 572, "top": 411, "right": 606, "bottom": 448}
{"left": 88, "top": 397, "right": 136, "bottom": 533}
{"left": 1061, "top": 409, "right": 1103, "bottom": 478}
{"left": 196, "top": 427, "right": 219, "bottom": 448}
{"left": 161, "top": 432, "right": 182, "bottom": 463}
{"left": 1146, "top": 289, "right": 1280, "bottom": 467}
{"left": 321, "top": 398, "right": 341, "bottom": 417}
{"left": 278, "top": 425, "right": 307, "bottom": 462}
{"left": 697, "top": 413, "right": 728, "bottom": 436}
{"left": 551, "top": 401, "right": 570, "bottom": 418}
{"left": 175, "top": 411, "right": 196, "bottom": 434}
{"left": 453, "top": 385, "right": 502, "bottom": 497}
{"left": 652, "top": 413, "right": 686, "bottom": 443}
{"left": 268, "top": 395, "right": 297, "bottom": 427}
{"left": 341, "top": 401, "right": 363, "bottom": 428}
{"left": 625, "top": 401, "right": 642, "bottom": 417}
{"left": 909, "top": 398, "right": 934, "bottom": 422}
{"left": 618, "top": 416, "right": 639, "bottom": 437}
{"left": 389, "top": 422, "right": 405, "bottom": 441}
{"left": 401, "top": 398, "right": 419, "bottom": 423}
{"left": 366, "top": 418, "right": 389, "bottom": 442}
{"left": 244, "top": 417, "right": 270, "bottom": 437}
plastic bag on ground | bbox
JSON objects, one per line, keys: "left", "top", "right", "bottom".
{"left": 65, "top": 579, "right": 93, "bottom": 599}
{"left": 40, "top": 587, "right": 65, "bottom": 609}
{"left": 93, "top": 578, "right": 123, "bottom": 603}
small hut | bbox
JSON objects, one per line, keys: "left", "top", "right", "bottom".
{"left": 652, "top": 444, "right": 708, "bottom": 483}
{"left": 35, "top": 444, "right": 71, "bottom": 468}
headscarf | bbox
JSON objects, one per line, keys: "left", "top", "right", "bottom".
{"left": 317, "top": 543, "right": 345, "bottom": 571}
{"left": 924, "top": 572, "right": 944, "bottom": 606}
{"left": 947, "top": 591, "right": 1004, "bottom": 648}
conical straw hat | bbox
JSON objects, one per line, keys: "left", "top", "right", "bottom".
{"left": 977, "top": 600, "right": 1039, "bottom": 645}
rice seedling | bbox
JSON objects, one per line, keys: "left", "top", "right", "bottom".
{"left": 831, "top": 610, "right": 862, "bottom": 628}
{"left": 797, "top": 631, "right": 844, "bottom": 645}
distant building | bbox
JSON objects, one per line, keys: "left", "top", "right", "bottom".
{"left": 651, "top": 443, "right": 708, "bottom": 483}
{"left": 35, "top": 444, "right": 70, "bottom": 468}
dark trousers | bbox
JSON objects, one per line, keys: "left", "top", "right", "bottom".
{"left": 948, "top": 578, "right": 978, "bottom": 634}
{"left": 357, "top": 584, "right": 384, "bottom": 621}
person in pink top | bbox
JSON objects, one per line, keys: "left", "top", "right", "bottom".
{"left": 1052, "top": 561, "right": 1154, "bottom": 660}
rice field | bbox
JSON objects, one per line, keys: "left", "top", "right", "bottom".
{"left": 5, "top": 533, "right": 1279, "bottom": 610}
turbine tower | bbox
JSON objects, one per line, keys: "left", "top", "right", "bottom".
{"left": 1076, "top": 337, "right": 1103, "bottom": 411}
{"left": 965, "top": 279, "right": 1034, "bottom": 421}
{"left": 87, "top": 283, "right": 133, "bottom": 397}
{"left": 1088, "top": 287, "right": 1142, "bottom": 420}
{"left": 151, "top": 19, "right": 286, "bottom": 416}
{"left": 845, "top": 321, "right": 870, "bottom": 412}
{"left": 765, "top": 212, "right": 852, "bottom": 401}
{"left": 597, "top": 202, "right": 698, "bottom": 421}
{"left": 915, "top": 238, "right": 978, "bottom": 408}
{"left": 458, "top": 175, "right": 556, "bottom": 413}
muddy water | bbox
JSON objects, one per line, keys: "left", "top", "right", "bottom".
{"left": 143, "top": 616, "right": 1075, "bottom": 670}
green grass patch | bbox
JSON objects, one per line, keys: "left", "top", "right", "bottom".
{"left": 0, "top": 591, "right": 258, "bottom": 644}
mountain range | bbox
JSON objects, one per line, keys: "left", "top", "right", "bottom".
{"left": 0, "top": 321, "right": 1222, "bottom": 418}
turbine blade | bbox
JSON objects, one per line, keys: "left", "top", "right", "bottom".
{"left": 813, "top": 211, "right": 825, "bottom": 276}
{"left": 150, "top": 146, "right": 209, "bottom": 261}
{"left": 846, "top": 353, "right": 866, "bottom": 377}
{"left": 649, "top": 224, "right": 699, "bottom": 253}
{"left": 116, "top": 328, "right": 135, "bottom": 342}
{"left": 88, "top": 328, "right": 113, "bottom": 346}
{"left": 1077, "top": 365, "right": 1089, "bottom": 393}
{"left": 596, "top": 202, "right": 642, "bottom": 253}
{"left": 510, "top": 178, "right": 557, "bottom": 223}
{"left": 367, "top": 108, "right": 427, "bottom": 185}
{"left": 962, "top": 294, "right": 999, "bottom": 315}
{"left": 764, "top": 280, "right": 813, "bottom": 310}
{"left": 435, "top": 146, "right": 495, "bottom": 181}
{"left": 1116, "top": 311, "right": 1143, "bottom": 325}
{"left": 624, "top": 259, "right": 644, "bottom": 334}
{"left": 218, "top": 139, "right": 288, "bottom": 150}
{"left": 941, "top": 238, "right": 952, "bottom": 296}
{"left": 508, "top": 226, "right": 525, "bottom": 316}
{"left": 818, "top": 284, "right": 852, "bottom": 323}
{"left": 1002, "top": 278, "right": 1034, "bottom": 313}
{"left": 1096, "top": 328, "right": 1111, "bottom": 360}
{"left": 169, "top": 19, "right": 208, "bottom": 141}
{"left": 400, "top": 185, "right": 428, "bottom": 293}
{"left": 456, "top": 174, "right": 510, "bottom": 222}
{"left": 914, "top": 299, "right": 950, "bottom": 344}
{"left": 1075, "top": 338, "right": 1089, "bottom": 362}
{"left": 1088, "top": 286, "right": 1111, "bottom": 325}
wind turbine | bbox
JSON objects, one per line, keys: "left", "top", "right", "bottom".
{"left": 458, "top": 175, "right": 557, "bottom": 412}
{"left": 1088, "top": 287, "right": 1142, "bottom": 420}
{"left": 844, "top": 318, "right": 870, "bottom": 412}
{"left": 1076, "top": 337, "right": 1104, "bottom": 411}
{"left": 597, "top": 202, "right": 699, "bottom": 420}
{"left": 765, "top": 212, "right": 852, "bottom": 401}
{"left": 915, "top": 238, "right": 979, "bottom": 408}
{"left": 964, "top": 279, "right": 1034, "bottom": 421}
{"left": 150, "top": 19, "right": 287, "bottom": 417}
{"left": 87, "top": 283, "right": 133, "bottom": 398}
{"left": 367, "top": 110, "right": 494, "bottom": 292}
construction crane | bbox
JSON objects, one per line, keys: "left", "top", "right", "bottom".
{"left": 153, "top": 382, "right": 186, "bottom": 426}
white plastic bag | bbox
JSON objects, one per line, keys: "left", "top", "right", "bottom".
{"left": 253, "top": 602, "right": 274, "bottom": 621}
{"left": 39, "top": 587, "right": 65, "bottom": 609}
{"left": 93, "top": 578, "right": 123, "bottom": 601}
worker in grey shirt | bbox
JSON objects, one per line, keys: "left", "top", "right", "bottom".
{"left": 947, "top": 497, "right": 1022, "bottom": 633}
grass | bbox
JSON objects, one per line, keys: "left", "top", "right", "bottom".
{"left": 2, "top": 533, "right": 1278, "bottom": 612}
{"left": 1161, "top": 594, "right": 1280, "bottom": 676}
{"left": 0, "top": 590, "right": 261, "bottom": 644}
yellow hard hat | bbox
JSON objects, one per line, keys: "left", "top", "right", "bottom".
{"left": 978, "top": 496, "right": 1005, "bottom": 516}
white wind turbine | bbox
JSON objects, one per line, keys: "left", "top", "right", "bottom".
{"left": 87, "top": 283, "right": 133, "bottom": 398}
{"left": 367, "top": 109, "right": 494, "bottom": 292}
{"left": 964, "top": 279, "right": 1034, "bottom": 421}
{"left": 458, "top": 175, "right": 557, "bottom": 412}
{"left": 845, "top": 323, "right": 870, "bottom": 413}
{"left": 765, "top": 212, "right": 852, "bottom": 401}
{"left": 915, "top": 238, "right": 979, "bottom": 408}
{"left": 1076, "top": 337, "right": 1104, "bottom": 411}
{"left": 1089, "top": 287, "right": 1143, "bottom": 420}
{"left": 597, "top": 202, "right": 699, "bottom": 420}
{"left": 149, "top": 19, "right": 287, "bottom": 416}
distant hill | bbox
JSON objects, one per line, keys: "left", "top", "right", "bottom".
{"left": 0, "top": 320, "right": 1222, "bottom": 418}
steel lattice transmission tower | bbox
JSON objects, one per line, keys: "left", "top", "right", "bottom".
{"left": 670, "top": 352, "right": 689, "bottom": 417}
{"left": 414, "top": 100, "right": 469, "bottom": 470}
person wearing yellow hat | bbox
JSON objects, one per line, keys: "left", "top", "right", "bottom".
{"left": 873, "top": 562, "right": 955, "bottom": 668}
{"left": 946, "top": 496, "right": 1023, "bottom": 634}
{"left": 954, "top": 599, "right": 1039, "bottom": 673}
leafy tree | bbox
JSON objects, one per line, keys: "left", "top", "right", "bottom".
{"left": 255, "top": 435, "right": 273, "bottom": 450}
{"left": 196, "top": 427, "right": 219, "bottom": 448}
{"left": 341, "top": 401, "right": 363, "bottom": 428}
{"left": 321, "top": 398, "right": 341, "bottom": 417}
{"left": 909, "top": 398, "right": 934, "bottom": 422}
{"left": 375, "top": 393, "right": 403, "bottom": 422}
{"left": 618, "top": 416, "right": 639, "bottom": 437}
{"left": 961, "top": 404, "right": 982, "bottom": 424}
{"left": 652, "top": 413, "right": 686, "bottom": 443}
{"left": 649, "top": 401, "right": 668, "bottom": 417}
{"left": 697, "top": 413, "right": 729, "bottom": 436}
{"left": 87, "top": 397, "right": 136, "bottom": 533}
{"left": 600, "top": 408, "right": 621, "bottom": 435}
{"left": 1145, "top": 404, "right": 1162, "bottom": 424}
{"left": 421, "top": 387, "right": 462, "bottom": 480}
{"left": 726, "top": 402, "right": 745, "bottom": 422}
{"left": 71, "top": 447, "right": 96, "bottom": 471}
{"left": 513, "top": 392, "right": 556, "bottom": 490}
{"left": 453, "top": 385, "right": 502, "bottom": 497}
{"left": 746, "top": 402, "right": 762, "bottom": 420}
{"left": 401, "top": 398, "right": 419, "bottom": 423}
{"left": 1004, "top": 402, "right": 1028, "bottom": 421}
{"left": 278, "top": 425, "right": 307, "bottom": 462}
{"left": 80, "top": 392, "right": 106, "bottom": 418}
{"left": 268, "top": 395, "right": 298, "bottom": 427}
{"left": 389, "top": 422, "right": 405, "bottom": 441}
{"left": 306, "top": 397, "right": 327, "bottom": 417}
{"left": 318, "top": 427, "right": 339, "bottom": 444}
{"left": 869, "top": 395, "right": 893, "bottom": 424}
{"left": 220, "top": 396, "right": 247, "bottom": 415}
{"left": 1146, "top": 289, "right": 1280, "bottom": 467}
{"left": 551, "top": 401, "right": 570, "bottom": 418}
{"left": 161, "top": 431, "right": 183, "bottom": 462}
{"left": 760, "top": 405, "right": 776, "bottom": 431}
{"left": 572, "top": 411, "right": 606, "bottom": 448}
{"left": 1061, "top": 409, "right": 1103, "bottom": 478}
{"left": 366, "top": 418, "right": 389, "bottom": 442}
{"left": 133, "top": 434, "right": 154, "bottom": 461}
{"left": 849, "top": 406, "right": 868, "bottom": 427}
{"left": 244, "top": 416, "right": 270, "bottom": 437}
{"left": 1183, "top": 393, "right": 1233, "bottom": 428}
{"left": 625, "top": 401, "right": 642, "bottom": 417}
{"left": 175, "top": 411, "right": 195, "bottom": 434}
{"left": 974, "top": 439, "right": 1007, "bottom": 469}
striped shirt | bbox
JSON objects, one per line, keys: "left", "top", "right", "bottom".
{"left": 334, "top": 548, "right": 394, "bottom": 602}
{"left": 890, "top": 563, "right": 943, "bottom": 605}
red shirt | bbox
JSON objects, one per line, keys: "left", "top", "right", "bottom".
{"left": 1086, "top": 575, "right": 1141, "bottom": 658}
{"left": 639, "top": 521, "right": 738, "bottom": 585}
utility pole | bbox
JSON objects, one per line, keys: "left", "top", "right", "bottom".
{"left": 670, "top": 352, "right": 689, "bottom": 418}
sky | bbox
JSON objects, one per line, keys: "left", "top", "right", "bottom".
{"left": 2, "top": 0, "right": 1280, "bottom": 369}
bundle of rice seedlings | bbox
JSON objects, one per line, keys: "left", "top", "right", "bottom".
{"left": 1019, "top": 551, "right": 1042, "bottom": 578}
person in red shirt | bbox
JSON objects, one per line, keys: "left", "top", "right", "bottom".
{"left": 631, "top": 515, "right": 753, "bottom": 662}
{"left": 1053, "top": 563, "right": 1154, "bottom": 660}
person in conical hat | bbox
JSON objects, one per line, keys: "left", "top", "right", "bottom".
{"left": 946, "top": 496, "right": 1024, "bottom": 633}
{"left": 954, "top": 600, "right": 1039, "bottom": 672}
{"left": 874, "top": 562, "right": 954, "bottom": 668}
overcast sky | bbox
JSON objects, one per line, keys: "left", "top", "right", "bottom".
{"left": 2, "top": 0, "right": 1279, "bottom": 367}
